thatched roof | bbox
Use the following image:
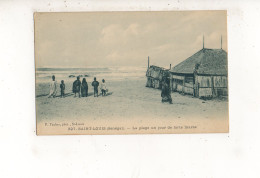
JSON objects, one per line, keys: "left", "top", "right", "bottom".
{"left": 170, "top": 48, "right": 228, "bottom": 75}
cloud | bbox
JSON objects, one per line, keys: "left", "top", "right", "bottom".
{"left": 99, "top": 23, "right": 140, "bottom": 45}
{"left": 35, "top": 11, "right": 227, "bottom": 67}
{"left": 106, "top": 51, "right": 121, "bottom": 62}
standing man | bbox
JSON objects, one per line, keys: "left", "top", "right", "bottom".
{"left": 60, "top": 80, "right": 65, "bottom": 98}
{"left": 92, "top": 77, "right": 99, "bottom": 97}
{"left": 48, "top": 75, "right": 58, "bottom": 98}
{"left": 73, "top": 76, "right": 81, "bottom": 98}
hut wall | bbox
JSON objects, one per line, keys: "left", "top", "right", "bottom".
{"left": 213, "top": 88, "right": 228, "bottom": 96}
{"left": 213, "top": 76, "right": 228, "bottom": 87}
{"left": 183, "top": 82, "right": 194, "bottom": 95}
{"left": 184, "top": 86, "right": 193, "bottom": 95}
{"left": 171, "top": 74, "right": 185, "bottom": 80}
{"left": 151, "top": 79, "right": 155, "bottom": 88}
{"left": 146, "top": 66, "right": 169, "bottom": 89}
{"left": 154, "top": 79, "right": 160, "bottom": 89}
{"left": 146, "top": 77, "right": 155, "bottom": 88}
{"left": 171, "top": 74, "right": 184, "bottom": 92}
{"left": 176, "top": 84, "right": 183, "bottom": 92}
{"left": 171, "top": 74, "right": 194, "bottom": 95}
{"left": 197, "top": 75, "right": 228, "bottom": 97}
{"left": 171, "top": 74, "right": 228, "bottom": 98}
{"left": 199, "top": 88, "right": 213, "bottom": 97}
{"left": 173, "top": 83, "right": 193, "bottom": 95}
{"left": 146, "top": 77, "right": 153, "bottom": 87}
{"left": 172, "top": 81, "right": 177, "bottom": 91}
{"left": 150, "top": 69, "right": 161, "bottom": 79}
{"left": 197, "top": 76, "right": 212, "bottom": 87}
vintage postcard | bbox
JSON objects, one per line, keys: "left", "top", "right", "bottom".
{"left": 35, "top": 11, "right": 228, "bottom": 135}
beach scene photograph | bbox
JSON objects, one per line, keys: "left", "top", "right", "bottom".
{"left": 35, "top": 11, "right": 228, "bottom": 135}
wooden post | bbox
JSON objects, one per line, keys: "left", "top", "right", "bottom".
{"left": 211, "top": 76, "right": 215, "bottom": 97}
{"left": 170, "top": 74, "right": 172, "bottom": 92}
{"left": 198, "top": 83, "right": 200, "bottom": 97}
{"left": 182, "top": 76, "right": 185, "bottom": 94}
{"left": 194, "top": 74, "right": 199, "bottom": 97}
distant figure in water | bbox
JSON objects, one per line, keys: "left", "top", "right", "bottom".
{"left": 92, "top": 77, "right": 99, "bottom": 97}
{"left": 161, "top": 77, "right": 172, "bottom": 104}
{"left": 81, "top": 78, "right": 88, "bottom": 97}
{"left": 73, "top": 76, "right": 81, "bottom": 98}
{"left": 101, "top": 79, "right": 107, "bottom": 96}
{"left": 60, "top": 80, "right": 65, "bottom": 98}
{"left": 48, "top": 75, "right": 58, "bottom": 98}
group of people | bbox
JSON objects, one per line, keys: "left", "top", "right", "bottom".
{"left": 48, "top": 75, "right": 107, "bottom": 98}
{"left": 48, "top": 74, "right": 172, "bottom": 104}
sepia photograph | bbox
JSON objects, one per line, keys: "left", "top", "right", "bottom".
{"left": 35, "top": 11, "right": 228, "bottom": 135}
{"left": 3, "top": 0, "right": 260, "bottom": 177}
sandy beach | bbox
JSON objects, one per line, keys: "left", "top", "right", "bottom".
{"left": 36, "top": 77, "right": 229, "bottom": 135}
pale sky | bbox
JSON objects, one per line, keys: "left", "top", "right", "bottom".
{"left": 34, "top": 11, "right": 227, "bottom": 68}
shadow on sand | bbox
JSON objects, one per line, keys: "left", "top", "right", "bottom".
{"left": 36, "top": 94, "right": 49, "bottom": 98}
{"left": 36, "top": 92, "right": 113, "bottom": 98}
{"left": 87, "top": 92, "right": 113, "bottom": 97}
{"left": 36, "top": 93, "right": 74, "bottom": 98}
{"left": 105, "top": 92, "right": 113, "bottom": 96}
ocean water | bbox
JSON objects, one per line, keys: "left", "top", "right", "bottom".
{"left": 36, "top": 66, "right": 147, "bottom": 83}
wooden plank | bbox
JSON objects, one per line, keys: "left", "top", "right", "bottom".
{"left": 171, "top": 74, "right": 185, "bottom": 80}
{"left": 214, "top": 76, "right": 228, "bottom": 87}
{"left": 184, "top": 86, "right": 193, "bottom": 94}
{"left": 185, "top": 82, "right": 193, "bottom": 88}
{"left": 211, "top": 76, "right": 216, "bottom": 97}
{"left": 182, "top": 76, "right": 185, "bottom": 94}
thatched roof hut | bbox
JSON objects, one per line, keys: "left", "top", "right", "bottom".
{"left": 170, "top": 48, "right": 228, "bottom": 98}
{"left": 170, "top": 48, "right": 227, "bottom": 75}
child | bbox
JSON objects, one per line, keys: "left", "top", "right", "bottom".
{"left": 60, "top": 80, "right": 65, "bottom": 98}
{"left": 101, "top": 79, "right": 107, "bottom": 96}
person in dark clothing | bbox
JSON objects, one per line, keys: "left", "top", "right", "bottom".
{"left": 91, "top": 77, "right": 99, "bottom": 97}
{"left": 81, "top": 78, "right": 88, "bottom": 97}
{"left": 161, "top": 78, "right": 172, "bottom": 104}
{"left": 73, "top": 76, "right": 81, "bottom": 98}
{"left": 60, "top": 80, "right": 65, "bottom": 98}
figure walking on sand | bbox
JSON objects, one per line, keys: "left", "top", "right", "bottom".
{"left": 48, "top": 75, "right": 58, "bottom": 98}
{"left": 161, "top": 77, "right": 172, "bottom": 104}
{"left": 101, "top": 79, "right": 107, "bottom": 96}
{"left": 73, "top": 76, "right": 81, "bottom": 98}
{"left": 81, "top": 78, "right": 88, "bottom": 97}
{"left": 60, "top": 80, "right": 65, "bottom": 98}
{"left": 92, "top": 77, "right": 99, "bottom": 97}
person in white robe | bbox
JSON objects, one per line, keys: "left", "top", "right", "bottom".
{"left": 48, "top": 75, "right": 58, "bottom": 98}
